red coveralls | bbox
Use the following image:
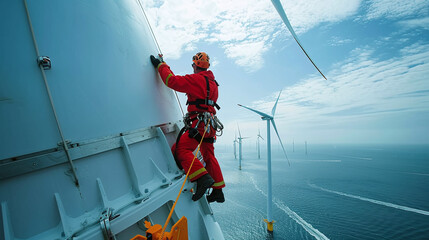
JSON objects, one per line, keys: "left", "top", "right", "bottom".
{"left": 157, "top": 63, "right": 225, "bottom": 189}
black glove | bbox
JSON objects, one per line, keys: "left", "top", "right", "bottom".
{"left": 150, "top": 55, "right": 161, "bottom": 68}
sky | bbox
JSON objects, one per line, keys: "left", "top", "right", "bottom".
{"left": 143, "top": 0, "right": 429, "bottom": 147}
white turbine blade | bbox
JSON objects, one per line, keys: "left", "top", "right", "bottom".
{"left": 258, "top": 128, "right": 265, "bottom": 140}
{"left": 271, "top": 119, "right": 290, "bottom": 166}
{"left": 238, "top": 104, "right": 271, "bottom": 119}
{"left": 270, "top": 0, "right": 327, "bottom": 80}
{"left": 271, "top": 90, "right": 282, "bottom": 117}
{"left": 237, "top": 123, "right": 242, "bottom": 138}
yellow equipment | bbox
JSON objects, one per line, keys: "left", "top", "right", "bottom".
{"left": 131, "top": 216, "right": 188, "bottom": 240}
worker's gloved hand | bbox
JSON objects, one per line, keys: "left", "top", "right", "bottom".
{"left": 150, "top": 55, "right": 162, "bottom": 68}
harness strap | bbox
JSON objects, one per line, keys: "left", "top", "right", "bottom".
{"left": 186, "top": 76, "right": 221, "bottom": 110}
{"left": 174, "top": 111, "right": 215, "bottom": 169}
{"left": 173, "top": 126, "right": 187, "bottom": 170}
{"left": 187, "top": 99, "right": 220, "bottom": 110}
{"left": 188, "top": 128, "right": 215, "bottom": 143}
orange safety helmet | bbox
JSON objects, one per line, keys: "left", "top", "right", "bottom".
{"left": 192, "top": 52, "right": 210, "bottom": 69}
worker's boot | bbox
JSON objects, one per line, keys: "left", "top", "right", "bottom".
{"left": 192, "top": 174, "right": 214, "bottom": 201}
{"left": 207, "top": 188, "right": 225, "bottom": 203}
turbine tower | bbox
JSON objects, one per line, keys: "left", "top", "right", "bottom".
{"left": 257, "top": 128, "right": 264, "bottom": 159}
{"left": 233, "top": 133, "right": 238, "bottom": 160}
{"left": 237, "top": 124, "right": 248, "bottom": 170}
{"left": 238, "top": 91, "right": 290, "bottom": 233}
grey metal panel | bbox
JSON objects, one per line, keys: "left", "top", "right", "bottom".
{"left": 25, "top": 0, "right": 182, "bottom": 139}
{"left": 0, "top": 0, "right": 182, "bottom": 160}
{"left": 0, "top": 123, "right": 184, "bottom": 239}
{"left": 0, "top": 0, "right": 225, "bottom": 239}
{"left": 0, "top": 0, "right": 61, "bottom": 160}
{"left": 0, "top": 123, "right": 178, "bottom": 180}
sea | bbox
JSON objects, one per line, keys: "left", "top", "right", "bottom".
{"left": 211, "top": 144, "right": 429, "bottom": 240}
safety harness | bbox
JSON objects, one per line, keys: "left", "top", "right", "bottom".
{"left": 174, "top": 112, "right": 224, "bottom": 170}
{"left": 186, "top": 76, "right": 221, "bottom": 111}
{"left": 174, "top": 113, "right": 208, "bottom": 170}
{"left": 173, "top": 75, "right": 223, "bottom": 170}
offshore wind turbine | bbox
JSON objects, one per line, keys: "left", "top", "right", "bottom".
{"left": 238, "top": 91, "right": 290, "bottom": 233}
{"left": 227, "top": 0, "right": 325, "bottom": 233}
{"left": 233, "top": 133, "right": 238, "bottom": 160}
{"left": 257, "top": 128, "right": 264, "bottom": 159}
{"left": 237, "top": 124, "right": 248, "bottom": 170}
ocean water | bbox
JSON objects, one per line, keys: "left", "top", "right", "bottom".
{"left": 211, "top": 144, "right": 429, "bottom": 240}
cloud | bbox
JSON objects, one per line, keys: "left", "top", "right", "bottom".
{"left": 399, "top": 17, "right": 429, "bottom": 30}
{"left": 230, "top": 42, "right": 429, "bottom": 144}
{"left": 143, "top": 0, "right": 361, "bottom": 71}
{"left": 328, "top": 36, "right": 354, "bottom": 46}
{"left": 223, "top": 40, "right": 271, "bottom": 72}
{"left": 365, "top": 0, "right": 429, "bottom": 20}
{"left": 279, "top": 0, "right": 361, "bottom": 34}
{"left": 142, "top": 0, "right": 217, "bottom": 59}
{"left": 286, "top": 43, "right": 429, "bottom": 118}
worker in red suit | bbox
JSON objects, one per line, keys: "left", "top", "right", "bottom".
{"left": 150, "top": 52, "right": 225, "bottom": 203}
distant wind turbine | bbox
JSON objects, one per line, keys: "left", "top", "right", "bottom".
{"left": 270, "top": 0, "right": 327, "bottom": 80}
{"left": 238, "top": 90, "right": 290, "bottom": 233}
{"left": 237, "top": 124, "right": 249, "bottom": 170}
{"left": 233, "top": 133, "right": 238, "bottom": 160}
{"left": 257, "top": 128, "right": 264, "bottom": 159}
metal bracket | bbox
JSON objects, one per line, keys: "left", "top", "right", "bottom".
{"left": 37, "top": 56, "right": 51, "bottom": 70}
{"left": 100, "top": 208, "right": 119, "bottom": 240}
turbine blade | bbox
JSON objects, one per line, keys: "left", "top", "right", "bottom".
{"left": 271, "top": 119, "right": 290, "bottom": 166}
{"left": 270, "top": 0, "right": 327, "bottom": 80}
{"left": 237, "top": 123, "right": 242, "bottom": 138}
{"left": 238, "top": 104, "right": 271, "bottom": 119}
{"left": 271, "top": 91, "right": 282, "bottom": 117}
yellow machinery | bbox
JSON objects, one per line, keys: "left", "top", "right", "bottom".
{"left": 131, "top": 216, "right": 188, "bottom": 240}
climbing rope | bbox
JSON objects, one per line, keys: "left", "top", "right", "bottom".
{"left": 159, "top": 119, "right": 211, "bottom": 240}
{"left": 137, "top": 0, "right": 185, "bottom": 117}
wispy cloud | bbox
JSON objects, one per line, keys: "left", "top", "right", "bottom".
{"left": 398, "top": 17, "right": 429, "bottom": 30}
{"left": 284, "top": 43, "right": 429, "bottom": 120}
{"left": 365, "top": 0, "right": 429, "bottom": 20}
{"left": 279, "top": 0, "right": 361, "bottom": 33}
{"left": 144, "top": 0, "right": 361, "bottom": 71}
{"left": 328, "top": 36, "right": 354, "bottom": 46}
{"left": 232, "top": 42, "right": 429, "bottom": 144}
